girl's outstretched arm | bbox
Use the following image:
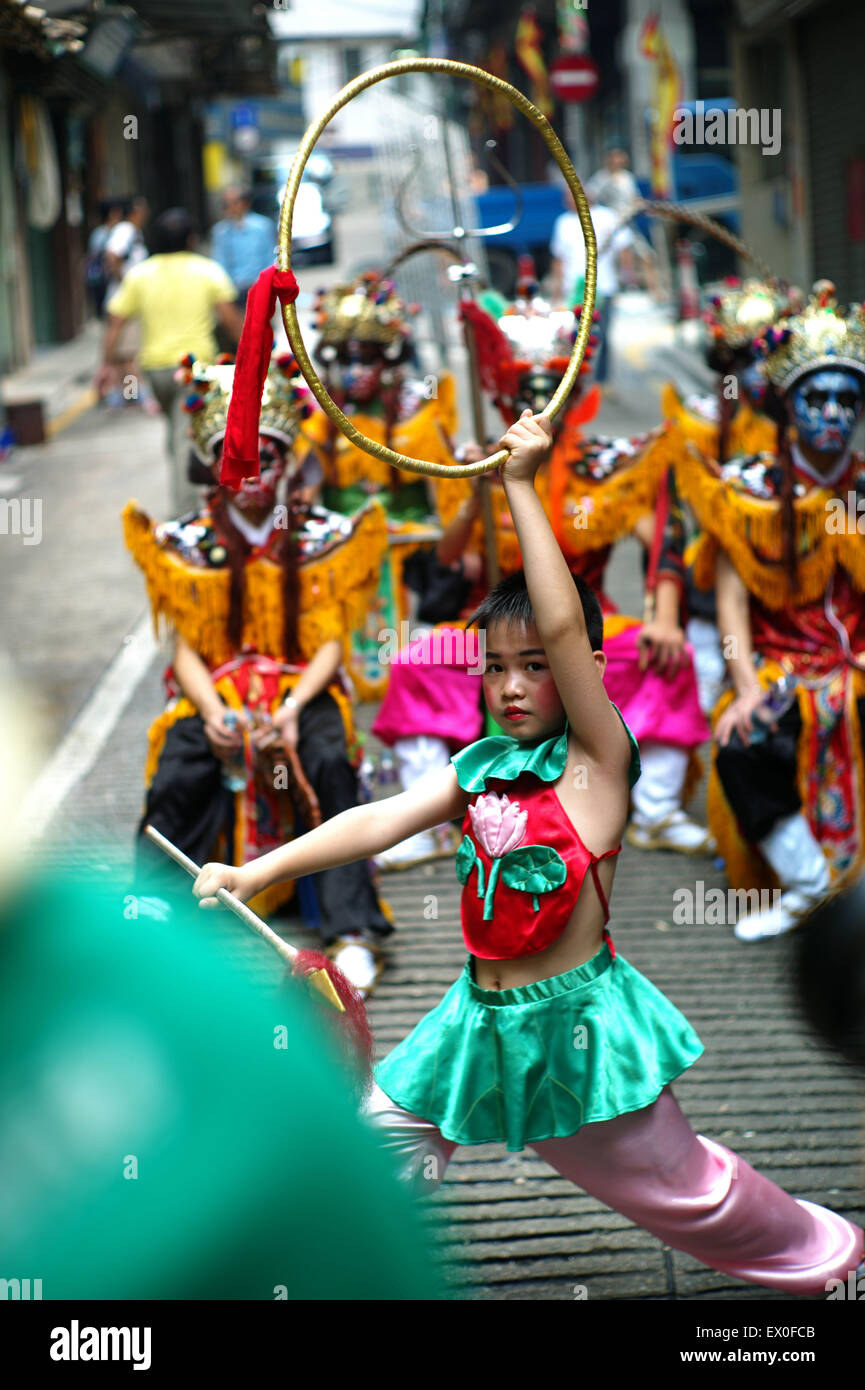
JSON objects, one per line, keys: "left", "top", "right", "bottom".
{"left": 193, "top": 764, "right": 468, "bottom": 907}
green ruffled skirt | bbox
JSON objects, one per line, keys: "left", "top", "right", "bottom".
{"left": 374, "top": 943, "right": 704, "bottom": 1153}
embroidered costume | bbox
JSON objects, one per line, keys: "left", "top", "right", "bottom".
{"left": 373, "top": 716, "right": 706, "bottom": 1151}
{"left": 300, "top": 273, "right": 454, "bottom": 698}
{"left": 366, "top": 719, "right": 863, "bottom": 1294}
{"left": 679, "top": 283, "right": 865, "bottom": 938}
{"left": 126, "top": 355, "right": 391, "bottom": 943}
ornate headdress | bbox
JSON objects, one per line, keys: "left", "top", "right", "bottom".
{"left": 703, "top": 277, "right": 797, "bottom": 353}
{"left": 177, "top": 352, "right": 314, "bottom": 466}
{"left": 756, "top": 281, "right": 865, "bottom": 394}
{"left": 494, "top": 293, "right": 596, "bottom": 415}
{"left": 313, "top": 271, "right": 419, "bottom": 348}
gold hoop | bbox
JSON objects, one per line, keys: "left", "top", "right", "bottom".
{"left": 277, "top": 58, "right": 596, "bottom": 479}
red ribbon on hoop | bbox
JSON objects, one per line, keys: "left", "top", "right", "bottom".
{"left": 220, "top": 266, "right": 300, "bottom": 487}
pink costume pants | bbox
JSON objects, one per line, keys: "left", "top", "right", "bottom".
{"left": 364, "top": 1082, "right": 863, "bottom": 1296}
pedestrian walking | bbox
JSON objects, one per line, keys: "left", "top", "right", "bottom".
{"left": 83, "top": 197, "right": 125, "bottom": 320}
{"left": 210, "top": 186, "right": 276, "bottom": 310}
{"left": 100, "top": 195, "right": 158, "bottom": 414}
{"left": 550, "top": 190, "right": 630, "bottom": 391}
{"left": 96, "top": 208, "right": 244, "bottom": 516}
{"left": 585, "top": 146, "right": 658, "bottom": 294}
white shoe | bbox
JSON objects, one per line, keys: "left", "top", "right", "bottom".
{"left": 735, "top": 812, "right": 830, "bottom": 943}
{"left": 627, "top": 809, "right": 717, "bottom": 856}
{"left": 733, "top": 890, "right": 814, "bottom": 942}
{"left": 326, "top": 934, "right": 384, "bottom": 998}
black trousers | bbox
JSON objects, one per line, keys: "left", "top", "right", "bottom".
{"left": 715, "top": 695, "right": 865, "bottom": 844}
{"left": 135, "top": 690, "right": 391, "bottom": 945}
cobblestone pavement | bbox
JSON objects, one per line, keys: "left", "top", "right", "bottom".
{"left": 5, "top": 279, "right": 863, "bottom": 1302}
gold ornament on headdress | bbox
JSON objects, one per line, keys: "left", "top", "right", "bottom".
{"left": 314, "top": 273, "right": 416, "bottom": 348}
{"left": 276, "top": 57, "right": 595, "bottom": 479}
{"left": 178, "top": 355, "right": 313, "bottom": 465}
{"left": 704, "top": 278, "right": 795, "bottom": 351}
{"left": 758, "top": 281, "right": 865, "bottom": 394}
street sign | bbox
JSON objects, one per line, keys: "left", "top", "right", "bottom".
{"left": 549, "top": 54, "right": 600, "bottom": 105}
{"left": 231, "top": 104, "right": 259, "bottom": 131}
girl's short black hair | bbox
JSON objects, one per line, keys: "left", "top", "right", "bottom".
{"left": 468, "top": 568, "right": 604, "bottom": 652}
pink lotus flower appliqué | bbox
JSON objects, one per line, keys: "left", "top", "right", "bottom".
{"left": 457, "top": 791, "right": 567, "bottom": 921}
{"left": 468, "top": 793, "right": 527, "bottom": 859}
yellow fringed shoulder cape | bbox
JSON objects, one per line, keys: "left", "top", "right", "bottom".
{"left": 661, "top": 382, "right": 776, "bottom": 461}
{"left": 550, "top": 425, "right": 679, "bottom": 558}
{"left": 300, "top": 373, "right": 457, "bottom": 491}
{"left": 123, "top": 499, "right": 389, "bottom": 668}
{"left": 676, "top": 448, "right": 865, "bottom": 609}
{"left": 428, "top": 425, "right": 680, "bottom": 578}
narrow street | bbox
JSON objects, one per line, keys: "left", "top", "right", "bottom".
{"left": 1, "top": 196, "right": 860, "bottom": 1301}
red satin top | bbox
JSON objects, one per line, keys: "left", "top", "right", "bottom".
{"left": 458, "top": 771, "right": 621, "bottom": 960}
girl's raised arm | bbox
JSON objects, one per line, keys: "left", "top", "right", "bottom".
{"left": 499, "top": 411, "right": 630, "bottom": 775}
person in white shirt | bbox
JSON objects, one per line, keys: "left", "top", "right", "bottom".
{"left": 549, "top": 190, "right": 633, "bottom": 389}
{"left": 585, "top": 148, "right": 658, "bottom": 294}
{"left": 101, "top": 196, "right": 158, "bottom": 415}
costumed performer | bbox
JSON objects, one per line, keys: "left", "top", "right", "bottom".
{"left": 192, "top": 410, "right": 863, "bottom": 1297}
{"left": 442, "top": 280, "right": 714, "bottom": 854}
{"left": 300, "top": 272, "right": 454, "bottom": 699}
{"left": 663, "top": 277, "right": 798, "bottom": 715}
{"left": 125, "top": 352, "right": 392, "bottom": 996}
{"left": 679, "top": 282, "right": 865, "bottom": 941}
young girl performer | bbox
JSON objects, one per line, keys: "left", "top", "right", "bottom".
{"left": 193, "top": 411, "right": 863, "bottom": 1295}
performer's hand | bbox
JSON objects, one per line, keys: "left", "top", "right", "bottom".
{"left": 638, "top": 620, "right": 687, "bottom": 675}
{"left": 461, "top": 551, "right": 483, "bottom": 585}
{"left": 193, "top": 861, "right": 254, "bottom": 910}
{"left": 93, "top": 364, "right": 113, "bottom": 396}
{"left": 272, "top": 703, "right": 300, "bottom": 753}
{"left": 203, "top": 708, "right": 245, "bottom": 758}
{"left": 498, "top": 410, "right": 554, "bottom": 484}
{"left": 715, "top": 686, "right": 772, "bottom": 748}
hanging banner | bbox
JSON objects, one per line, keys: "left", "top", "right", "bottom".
{"left": 557, "top": 0, "right": 589, "bottom": 54}
{"left": 515, "top": 5, "right": 553, "bottom": 118}
{"left": 640, "top": 13, "right": 681, "bottom": 200}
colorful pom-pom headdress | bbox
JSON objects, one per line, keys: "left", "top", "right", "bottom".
{"left": 312, "top": 271, "right": 419, "bottom": 351}
{"left": 702, "top": 277, "right": 798, "bottom": 354}
{"left": 176, "top": 352, "right": 314, "bottom": 466}
{"left": 487, "top": 292, "right": 598, "bottom": 420}
{"left": 754, "top": 280, "right": 865, "bottom": 395}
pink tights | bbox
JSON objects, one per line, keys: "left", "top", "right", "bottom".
{"left": 364, "top": 1082, "right": 863, "bottom": 1296}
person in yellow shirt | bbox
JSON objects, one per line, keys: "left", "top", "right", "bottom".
{"left": 97, "top": 208, "right": 245, "bottom": 515}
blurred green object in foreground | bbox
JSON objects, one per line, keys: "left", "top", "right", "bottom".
{"left": 0, "top": 870, "right": 444, "bottom": 1300}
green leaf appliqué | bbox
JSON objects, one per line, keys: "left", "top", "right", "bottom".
{"left": 456, "top": 835, "right": 484, "bottom": 897}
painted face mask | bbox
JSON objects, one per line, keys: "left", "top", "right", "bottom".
{"left": 791, "top": 369, "right": 864, "bottom": 453}
{"left": 330, "top": 342, "right": 389, "bottom": 405}
{"left": 231, "top": 438, "right": 287, "bottom": 511}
